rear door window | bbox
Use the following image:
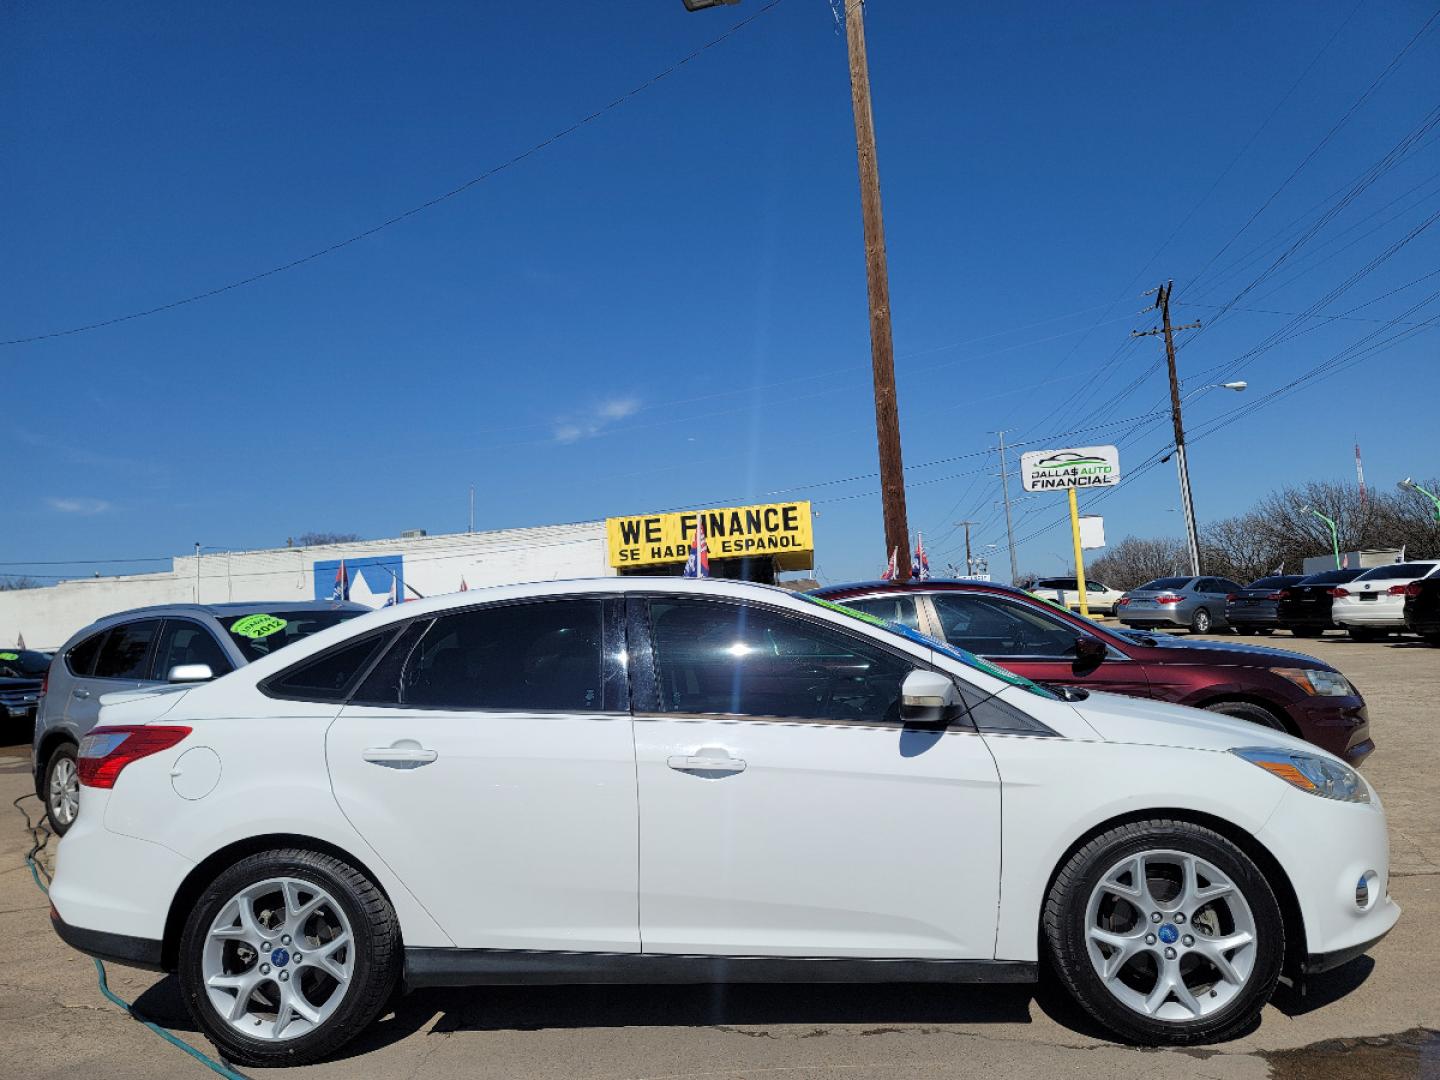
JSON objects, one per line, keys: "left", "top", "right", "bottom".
{"left": 264, "top": 631, "right": 395, "bottom": 702}
{"left": 92, "top": 620, "right": 161, "bottom": 680}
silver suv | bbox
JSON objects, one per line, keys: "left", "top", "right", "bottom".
{"left": 33, "top": 601, "right": 367, "bottom": 834}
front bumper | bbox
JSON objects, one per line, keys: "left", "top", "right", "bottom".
{"left": 1283, "top": 696, "right": 1373, "bottom": 765}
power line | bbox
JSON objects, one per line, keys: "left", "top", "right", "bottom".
{"left": 0, "top": 0, "right": 788, "bottom": 347}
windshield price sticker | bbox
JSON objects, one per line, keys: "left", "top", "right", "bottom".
{"left": 1020, "top": 445, "right": 1120, "bottom": 492}
{"left": 0, "top": 652, "right": 18, "bottom": 661}
{"left": 230, "top": 614, "right": 289, "bottom": 640}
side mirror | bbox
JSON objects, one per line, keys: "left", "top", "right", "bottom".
{"left": 168, "top": 663, "right": 214, "bottom": 684}
{"left": 1072, "top": 635, "right": 1107, "bottom": 676}
{"left": 900, "top": 669, "right": 963, "bottom": 726}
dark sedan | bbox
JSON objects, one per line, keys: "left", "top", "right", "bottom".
{"left": 1275, "top": 568, "right": 1365, "bottom": 637}
{"left": 0, "top": 648, "right": 52, "bottom": 737}
{"left": 810, "top": 579, "right": 1374, "bottom": 764}
{"left": 1225, "top": 574, "right": 1307, "bottom": 635}
{"left": 1405, "top": 575, "right": 1440, "bottom": 644}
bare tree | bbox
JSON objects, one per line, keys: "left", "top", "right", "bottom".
{"left": 0, "top": 576, "right": 43, "bottom": 591}
{"left": 1086, "top": 536, "right": 1188, "bottom": 590}
{"left": 293, "top": 532, "right": 362, "bottom": 547}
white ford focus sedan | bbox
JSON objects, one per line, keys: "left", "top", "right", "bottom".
{"left": 48, "top": 578, "right": 1396, "bottom": 1067}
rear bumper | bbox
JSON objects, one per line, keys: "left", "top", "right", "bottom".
{"left": 1119, "top": 613, "right": 1188, "bottom": 629}
{"left": 1334, "top": 603, "right": 1406, "bottom": 628}
{"left": 50, "top": 907, "right": 164, "bottom": 971}
{"left": 1226, "top": 607, "right": 1279, "bottom": 626}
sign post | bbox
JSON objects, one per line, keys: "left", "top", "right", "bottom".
{"left": 1019, "top": 446, "right": 1121, "bottom": 621}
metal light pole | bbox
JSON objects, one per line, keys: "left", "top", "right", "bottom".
{"left": 1302, "top": 506, "right": 1342, "bottom": 570}
{"left": 1397, "top": 477, "right": 1440, "bottom": 522}
{"left": 682, "top": 0, "right": 911, "bottom": 578}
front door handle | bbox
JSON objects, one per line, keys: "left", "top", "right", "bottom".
{"left": 362, "top": 743, "right": 438, "bottom": 768}
{"left": 667, "top": 747, "right": 747, "bottom": 775}
{"left": 72, "top": 688, "right": 91, "bottom": 699}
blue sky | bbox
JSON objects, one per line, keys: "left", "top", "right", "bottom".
{"left": 4, "top": 1, "right": 1437, "bottom": 585}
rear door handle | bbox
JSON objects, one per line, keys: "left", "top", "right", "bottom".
{"left": 362, "top": 744, "right": 438, "bottom": 768}
{"left": 668, "top": 748, "right": 747, "bottom": 775}
{"left": 72, "top": 688, "right": 91, "bottom": 699}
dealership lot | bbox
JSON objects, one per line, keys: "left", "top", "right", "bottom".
{"left": 2, "top": 633, "right": 1436, "bottom": 1080}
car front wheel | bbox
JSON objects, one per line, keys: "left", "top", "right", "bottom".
{"left": 1044, "top": 819, "right": 1284, "bottom": 1045}
{"left": 177, "top": 849, "right": 400, "bottom": 1068}
{"left": 44, "top": 744, "right": 80, "bottom": 836}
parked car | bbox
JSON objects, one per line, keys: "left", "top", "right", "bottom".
{"left": 1330, "top": 561, "right": 1440, "bottom": 641}
{"left": 1275, "top": 568, "right": 1366, "bottom": 637}
{"left": 0, "top": 648, "right": 52, "bottom": 737}
{"left": 1225, "top": 575, "right": 1308, "bottom": 635}
{"left": 1117, "top": 576, "right": 1247, "bottom": 634}
{"left": 811, "top": 579, "right": 1372, "bottom": 764}
{"left": 1402, "top": 572, "right": 1440, "bottom": 645}
{"left": 1028, "top": 576, "right": 1126, "bottom": 616}
{"left": 49, "top": 577, "right": 1396, "bottom": 1065}
{"left": 33, "top": 601, "right": 368, "bottom": 835}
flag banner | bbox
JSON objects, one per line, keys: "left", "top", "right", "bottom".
{"left": 331, "top": 559, "right": 350, "bottom": 601}
{"left": 912, "top": 533, "right": 930, "bottom": 581}
{"left": 683, "top": 517, "right": 710, "bottom": 579}
{"left": 881, "top": 547, "right": 898, "bottom": 581}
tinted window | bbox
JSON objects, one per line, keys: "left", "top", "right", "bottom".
{"left": 220, "top": 608, "right": 366, "bottom": 663}
{"left": 1354, "top": 562, "right": 1440, "bottom": 581}
{"left": 267, "top": 631, "right": 393, "bottom": 702}
{"left": 931, "top": 594, "right": 1080, "bottom": 658}
{"left": 1137, "top": 577, "right": 1192, "bottom": 590}
{"left": 93, "top": 620, "right": 161, "bottom": 680}
{"left": 841, "top": 595, "right": 921, "bottom": 630}
{"left": 154, "top": 620, "right": 234, "bottom": 680}
{"left": 67, "top": 632, "right": 106, "bottom": 677}
{"left": 1215, "top": 579, "right": 1247, "bottom": 593}
{"left": 354, "top": 600, "right": 604, "bottom": 712}
{"left": 648, "top": 599, "right": 913, "bottom": 723}
{"left": 1296, "top": 569, "right": 1363, "bottom": 585}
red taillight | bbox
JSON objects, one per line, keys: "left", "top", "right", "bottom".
{"left": 1387, "top": 584, "right": 1409, "bottom": 596}
{"left": 1275, "top": 590, "right": 1291, "bottom": 600}
{"left": 1156, "top": 594, "right": 1182, "bottom": 605}
{"left": 1265, "top": 591, "right": 1284, "bottom": 600}
{"left": 1226, "top": 593, "right": 1238, "bottom": 601}
{"left": 1118, "top": 597, "right": 1130, "bottom": 606}
{"left": 1407, "top": 582, "right": 1423, "bottom": 598}
{"left": 76, "top": 725, "right": 191, "bottom": 789}
{"left": 1330, "top": 588, "right": 1349, "bottom": 598}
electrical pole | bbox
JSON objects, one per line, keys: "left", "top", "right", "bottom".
{"left": 996, "top": 431, "right": 1019, "bottom": 584}
{"left": 844, "top": 0, "right": 911, "bottom": 580}
{"left": 955, "top": 520, "right": 978, "bottom": 576}
{"left": 1134, "top": 282, "right": 1202, "bottom": 575}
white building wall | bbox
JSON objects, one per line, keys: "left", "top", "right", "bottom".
{"left": 0, "top": 522, "right": 610, "bottom": 650}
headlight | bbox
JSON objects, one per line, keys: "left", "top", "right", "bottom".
{"left": 1232, "top": 747, "right": 1369, "bottom": 803}
{"left": 1271, "top": 667, "right": 1354, "bottom": 696}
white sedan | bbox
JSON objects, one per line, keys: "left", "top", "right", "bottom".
{"left": 1331, "top": 560, "right": 1440, "bottom": 640}
{"left": 48, "top": 578, "right": 1396, "bottom": 1067}
{"left": 1028, "top": 576, "right": 1127, "bottom": 615}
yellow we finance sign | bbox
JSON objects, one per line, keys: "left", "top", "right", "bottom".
{"left": 606, "top": 501, "right": 814, "bottom": 571}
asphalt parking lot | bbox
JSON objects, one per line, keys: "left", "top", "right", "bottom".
{"left": 2, "top": 633, "right": 1436, "bottom": 1080}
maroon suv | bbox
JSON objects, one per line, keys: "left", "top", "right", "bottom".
{"left": 810, "top": 579, "right": 1374, "bottom": 764}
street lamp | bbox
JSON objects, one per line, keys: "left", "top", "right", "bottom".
{"left": 1301, "top": 506, "right": 1342, "bottom": 570}
{"left": 1397, "top": 477, "right": 1440, "bottom": 522}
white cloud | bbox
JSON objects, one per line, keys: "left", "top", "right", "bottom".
{"left": 553, "top": 396, "right": 643, "bottom": 444}
{"left": 46, "top": 497, "right": 112, "bottom": 515}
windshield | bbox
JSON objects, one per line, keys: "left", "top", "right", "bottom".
{"left": 219, "top": 609, "right": 367, "bottom": 663}
{"left": 0, "top": 650, "right": 50, "bottom": 677}
{"left": 1136, "top": 577, "right": 1192, "bottom": 591}
{"left": 1353, "top": 562, "right": 1439, "bottom": 581}
{"left": 797, "top": 594, "right": 1060, "bottom": 700}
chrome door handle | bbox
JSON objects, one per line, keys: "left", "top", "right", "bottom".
{"left": 72, "top": 688, "right": 91, "bottom": 699}
{"left": 362, "top": 746, "right": 438, "bottom": 768}
{"left": 667, "top": 749, "right": 747, "bottom": 775}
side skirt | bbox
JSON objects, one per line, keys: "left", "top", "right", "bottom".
{"left": 404, "top": 948, "right": 1037, "bottom": 990}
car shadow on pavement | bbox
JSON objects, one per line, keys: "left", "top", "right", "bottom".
{"left": 1270, "top": 957, "right": 1376, "bottom": 1018}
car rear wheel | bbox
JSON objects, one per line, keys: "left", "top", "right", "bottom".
{"left": 1203, "top": 701, "right": 1287, "bottom": 732}
{"left": 1044, "top": 820, "right": 1284, "bottom": 1045}
{"left": 178, "top": 849, "right": 400, "bottom": 1068}
{"left": 1189, "top": 608, "right": 1213, "bottom": 634}
{"left": 44, "top": 743, "right": 80, "bottom": 836}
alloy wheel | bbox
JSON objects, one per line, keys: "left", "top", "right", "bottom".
{"left": 1084, "top": 849, "right": 1257, "bottom": 1023}
{"left": 201, "top": 877, "right": 355, "bottom": 1041}
{"left": 48, "top": 757, "right": 79, "bottom": 827}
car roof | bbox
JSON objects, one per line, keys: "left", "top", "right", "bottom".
{"left": 809, "top": 578, "right": 1040, "bottom": 600}
{"left": 68, "top": 600, "right": 370, "bottom": 642}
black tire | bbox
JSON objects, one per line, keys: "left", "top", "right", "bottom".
{"left": 1189, "top": 608, "right": 1213, "bottom": 634}
{"left": 1203, "top": 701, "right": 1288, "bottom": 733}
{"left": 1044, "top": 819, "right": 1285, "bottom": 1045}
{"left": 177, "top": 849, "right": 401, "bottom": 1068}
{"left": 43, "top": 743, "right": 80, "bottom": 836}
{"left": 1423, "top": 632, "right": 1440, "bottom": 646}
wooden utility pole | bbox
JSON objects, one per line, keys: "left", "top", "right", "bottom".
{"left": 1133, "top": 282, "right": 1203, "bottom": 575}
{"left": 844, "top": 0, "right": 911, "bottom": 580}
{"left": 996, "top": 431, "right": 1019, "bottom": 583}
{"left": 955, "top": 520, "right": 978, "bottom": 576}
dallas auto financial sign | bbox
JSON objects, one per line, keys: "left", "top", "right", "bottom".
{"left": 1019, "top": 445, "right": 1121, "bottom": 492}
